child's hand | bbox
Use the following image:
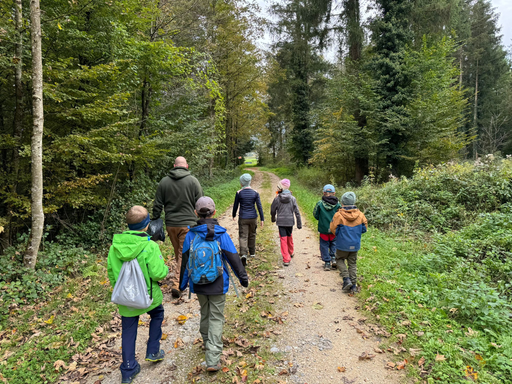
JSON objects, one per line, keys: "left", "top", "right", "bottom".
{"left": 233, "top": 217, "right": 236, "bottom": 221}
{"left": 260, "top": 221, "right": 264, "bottom": 228}
{"left": 297, "top": 225, "right": 302, "bottom": 230}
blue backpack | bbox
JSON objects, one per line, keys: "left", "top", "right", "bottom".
{"left": 188, "top": 234, "right": 224, "bottom": 285}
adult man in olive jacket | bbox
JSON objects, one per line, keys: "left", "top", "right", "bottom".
{"left": 152, "top": 156, "right": 203, "bottom": 297}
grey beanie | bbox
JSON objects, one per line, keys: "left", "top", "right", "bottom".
{"left": 240, "top": 173, "right": 252, "bottom": 187}
{"left": 341, "top": 192, "right": 356, "bottom": 206}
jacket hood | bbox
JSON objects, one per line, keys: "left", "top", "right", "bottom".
{"left": 110, "top": 231, "right": 151, "bottom": 261}
{"left": 168, "top": 167, "right": 191, "bottom": 180}
{"left": 278, "top": 191, "right": 292, "bottom": 204}
{"left": 340, "top": 208, "right": 361, "bottom": 222}
{"left": 189, "top": 218, "right": 226, "bottom": 241}
{"left": 322, "top": 195, "right": 339, "bottom": 210}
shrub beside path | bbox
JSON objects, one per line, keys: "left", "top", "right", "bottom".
{"left": 85, "top": 169, "right": 405, "bottom": 384}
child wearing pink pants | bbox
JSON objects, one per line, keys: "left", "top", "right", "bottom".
{"left": 270, "top": 179, "right": 302, "bottom": 266}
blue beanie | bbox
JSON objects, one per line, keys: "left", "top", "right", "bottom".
{"left": 240, "top": 173, "right": 252, "bottom": 187}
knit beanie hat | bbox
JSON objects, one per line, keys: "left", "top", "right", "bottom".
{"left": 277, "top": 179, "right": 291, "bottom": 191}
{"left": 240, "top": 173, "right": 252, "bottom": 187}
{"left": 341, "top": 191, "right": 356, "bottom": 206}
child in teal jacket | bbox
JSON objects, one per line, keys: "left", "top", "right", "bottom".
{"left": 313, "top": 184, "right": 340, "bottom": 270}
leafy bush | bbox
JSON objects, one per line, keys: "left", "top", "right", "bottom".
{"left": 356, "top": 157, "right": 512, "bottom": 232}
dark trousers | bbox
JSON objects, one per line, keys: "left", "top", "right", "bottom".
{"left": 167, "top": 226, "right": 189, "bottom": 290}
{"left": 120, "top": 304, "right": 164, "bottom": 379}
{"left": 319, "top": 236, "right": 336, "bottom": 262}
{"left": 238, "top": 218, "right": 257, "bottom": 256}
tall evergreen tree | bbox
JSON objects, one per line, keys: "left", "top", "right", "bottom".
{"left": 368, "top": 0, "right": 414, "bottom": 176}
{"left": 270, "top": 0, "right": 332, "bottom": 164}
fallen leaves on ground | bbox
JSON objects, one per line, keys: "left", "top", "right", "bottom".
{"left": 358, "top": 352, "right": 376, "bottom": 361}
{"left": 337, "top": 366, "right": 346, "bottom": 372}
{"left": 176, "top": 315, "right": 188, "bottom": 325}
{"left": 435, "top": 354, "right": 446, "bottom": 361}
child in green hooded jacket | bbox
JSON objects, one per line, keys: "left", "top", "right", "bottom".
{"left": 107, "top": 205, "right": 169, "bottom": 384}
{"left": 313, "top": 184, "right": 341, "bottom": 271}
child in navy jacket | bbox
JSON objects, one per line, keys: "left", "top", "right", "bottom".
{"left": 232, "top": 173, "right": 264, "bottom": 265}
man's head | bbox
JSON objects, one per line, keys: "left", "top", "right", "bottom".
{"left": 323, "top": 184, "right": 335, "bottom": 197}
{"left": 126, "top": 205, "right": 150, "bottom": 231}
{"left": 174, "top": 156, "right": 188, "bottom": 169}
{"left": 195, "top": 196, "right": 216, "bottom": 219}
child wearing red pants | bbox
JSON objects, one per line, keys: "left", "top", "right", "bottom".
{"left": 270, "top": 179, "right": 302, "bottom": 266}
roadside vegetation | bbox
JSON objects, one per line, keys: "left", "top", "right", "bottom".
{"left": 264, "top": 158, "right": 512, "bottom": 383}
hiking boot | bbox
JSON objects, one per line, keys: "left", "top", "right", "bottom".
{"left": 121, "top": 364, "right": 140, "bottom": 384}
{"left": 171, "top": 289, "right": 181, "bottom": 298}
{"left": 206, "top": 363, "right": 222, "bottom": 372}
{"left": 342, "top": 277, "right": 353, "bottom": 292}
{"left": 145, "top": 349, "right": 165, "bottom": 362}
{"left": 241, "top": 255, "right": 247, "bottom": 267}
{"left": 350, "top": 283, "right": 358, "bottom": 294}
{"left": 331, "top": 259, "right": 337, "bottom": 269}
{"left": 324, "top": 262, "right": 331, "bottom": 271}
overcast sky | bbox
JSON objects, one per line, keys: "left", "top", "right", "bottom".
{"left": 256, "top": 0, "right": 512, "bottom": 54}
{"left": 493, "top": 0, "right": 512, "bottom": 49}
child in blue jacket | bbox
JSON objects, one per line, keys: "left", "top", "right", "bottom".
{"left": 180, "top": 197, "right": 248, "bottom": 372}
{"left": 330, "top": 192, "right": 367, "bottom": 293}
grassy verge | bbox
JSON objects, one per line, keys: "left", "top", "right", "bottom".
{"left": 262, "top": 165, "right": 512, "bottom": 383}
{"left": 0, "top": 173, "right": 251, "bottom": 384}
{"left": 183, "top": 172, "right": 292, "bottom": 384}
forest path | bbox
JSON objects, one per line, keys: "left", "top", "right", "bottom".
{"left": 253, "top": 170, "right": 404, "bottom": 384}
{"left": 85, "top": 169, "right": 404, "bottom": 384}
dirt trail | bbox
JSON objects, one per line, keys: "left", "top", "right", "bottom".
{"left": 86, "top": 170, "right": 404, "bottom": 384}
{"left": 85, "top": 173, "right": 265, "bottom": 384}
{"left": 259, "top": 170, "right": 403, "bottom": 384}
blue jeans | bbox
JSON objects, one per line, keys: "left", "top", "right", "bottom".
{"left": 319, "top": 236, "right": 336, "bottom": 262}
{"left": 121, "top": 304, "right": 164, "bottom": 379}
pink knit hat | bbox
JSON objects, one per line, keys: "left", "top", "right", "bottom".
{"left": 277, "top": 179, "right": 291, "bottom": 191}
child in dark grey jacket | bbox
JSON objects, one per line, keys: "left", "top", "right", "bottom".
{"left": 270, "top": 179, "right": 302, "bottom": 266}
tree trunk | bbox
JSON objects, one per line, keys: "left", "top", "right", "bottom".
{"left": 13, "top": 0, "right": 24, "bottom": 191}
{"left": 24, "top": 0, "right": 45, "bottom": 269}
{"left": 473, "top": 60, "right": 479, "bottom": 159}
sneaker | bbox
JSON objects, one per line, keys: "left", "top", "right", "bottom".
{"left": 121, "top": 365, "right": 141, "bottom": 383}
{"left": 145, "top": 349, "right": 165, "bottom": 362}
{"left": 324, "top": 262, "right": 331, "bottom": 271}
{"left": 206, "top": 363, "right": 222, "bottom": 372}
{"left": 241, "top": 255, "right": 247, "bottom": 267}
{"left": 249, "top": 254, "right": 256, "bottom": 258}
{"left": 283, "top": 262, "right": 290, "bottom": 266}
{"left": 350, "top": 283, "right": 358, "bottom": 294}
{"left": 331, "top": 260, "right": 337, "bottom": 269}
{"left": 171, "top": 289, "right": 181, "bottom": 298}
{"left": 342, "top": 277, "right": 353, "bottom": 292}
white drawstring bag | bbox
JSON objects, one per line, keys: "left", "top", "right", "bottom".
{"left": 111, "top": 259, "right": 153, "bottom": 309}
